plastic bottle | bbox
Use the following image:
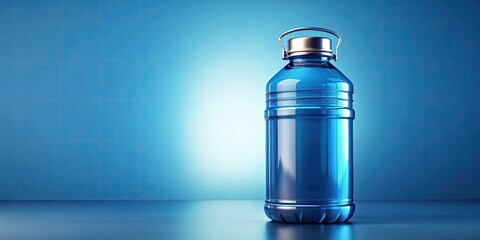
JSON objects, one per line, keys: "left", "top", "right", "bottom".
{"left": 264, "top": 27, "right": 355, "bottom": 223}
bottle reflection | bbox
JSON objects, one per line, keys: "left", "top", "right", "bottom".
{"left": 264, "top": 221, "right": 354, "bottom": 240}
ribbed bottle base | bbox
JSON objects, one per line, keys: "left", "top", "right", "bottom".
{"left": 264, "top": 203, "right": 355, "bottom": 224}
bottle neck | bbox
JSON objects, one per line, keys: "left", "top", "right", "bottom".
{"left": 288, "top": 56, "right": 332, "bottom": 67}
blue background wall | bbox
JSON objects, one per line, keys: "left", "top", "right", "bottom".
{"left": 0, "top": 0, "right": 479, "bottom": 200}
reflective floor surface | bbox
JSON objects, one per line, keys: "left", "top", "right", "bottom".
{"left": 0, "top": 200, "right": 479, "bottom": 239}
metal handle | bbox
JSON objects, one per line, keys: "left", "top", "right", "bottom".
{"left": 278, "top": 27, "right": 342, "bottom": 61}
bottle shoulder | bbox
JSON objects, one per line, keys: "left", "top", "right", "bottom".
{"left": 267, "top": 63, "right": 353, "bottom": 93}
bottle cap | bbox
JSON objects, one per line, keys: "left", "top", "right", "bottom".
{"left": 287, "top": 37, "right": 333, "bottom": 59}
{"left": 278, "top": 27, "right": 342, "bottom": 61}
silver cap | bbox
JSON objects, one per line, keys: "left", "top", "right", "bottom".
{"left": 287, "top": 37, "right": 333, "bottom": 59}
{"left": 278, "top": 27, "right": 342, "bottom": 61}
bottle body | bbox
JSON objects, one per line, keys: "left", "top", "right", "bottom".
{"left": 264, "top": 57, "right": 355, "bottom": 223}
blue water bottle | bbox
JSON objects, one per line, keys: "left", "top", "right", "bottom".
{"left": 264, "top": 27, "right": 355, "bottom": 223}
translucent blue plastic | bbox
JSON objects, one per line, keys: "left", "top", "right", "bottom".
{"left": 264, "top": 56, "right": 355, "bottom": 223}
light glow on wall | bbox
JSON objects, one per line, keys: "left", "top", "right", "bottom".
{"left": 182, "top": 56, "right": 266, "bottom": 198}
